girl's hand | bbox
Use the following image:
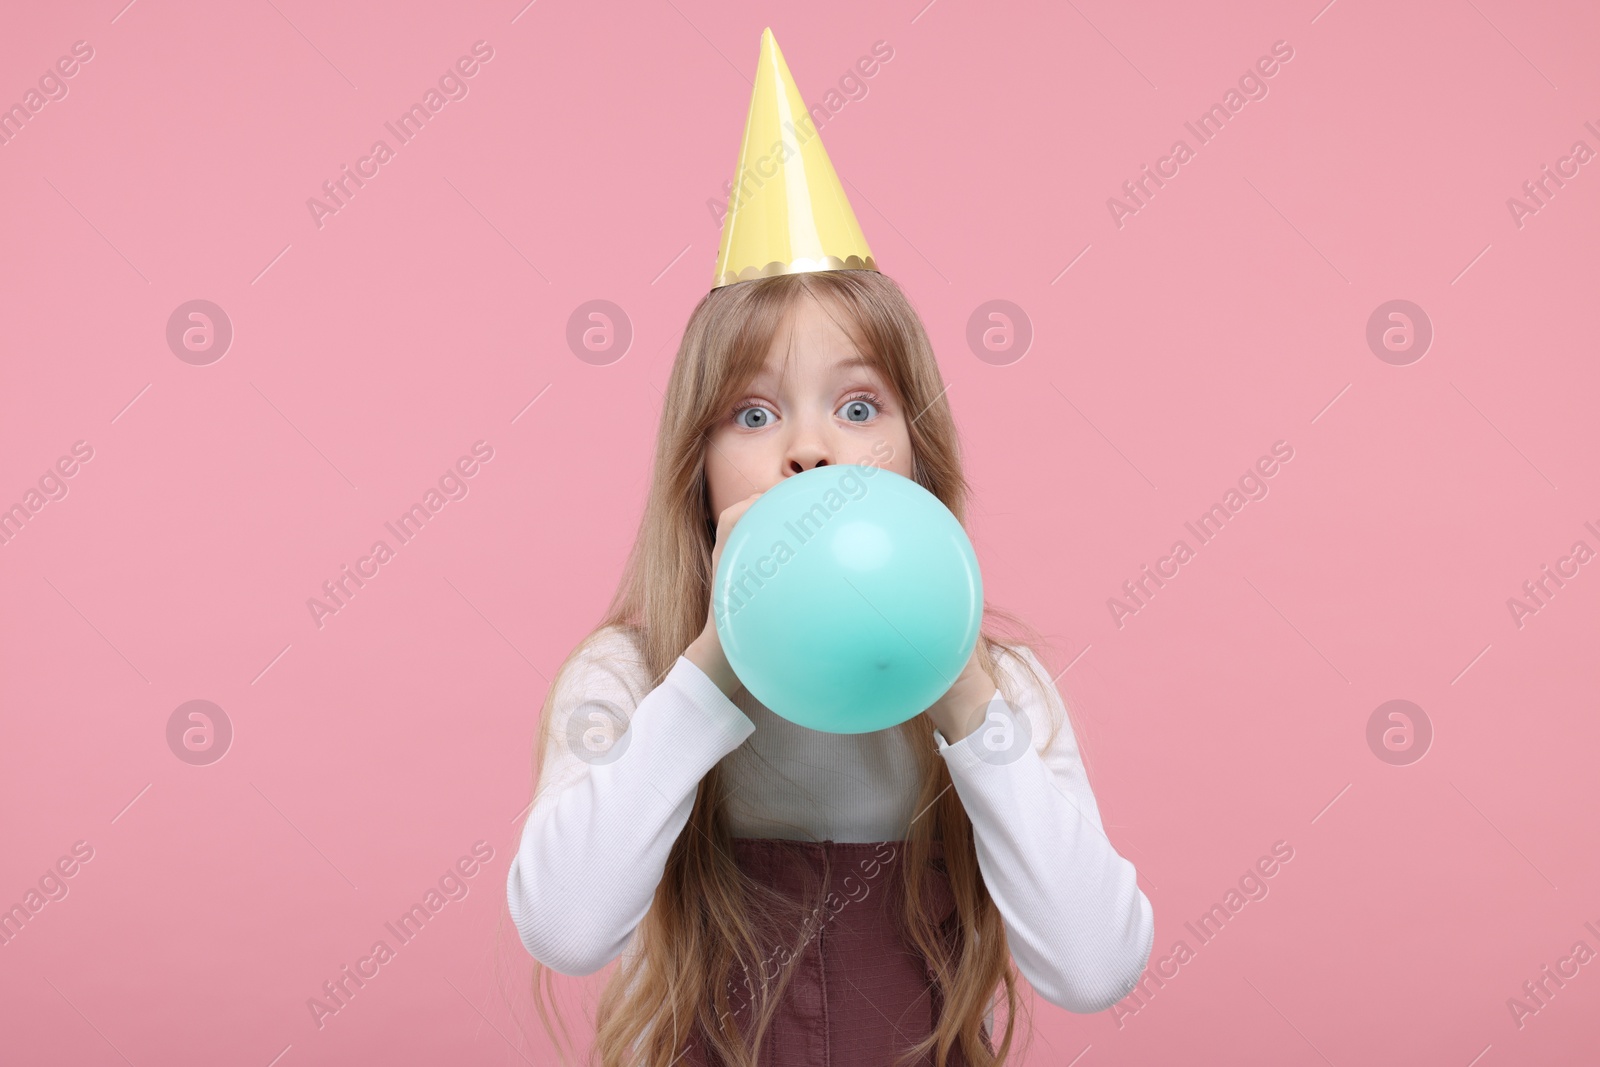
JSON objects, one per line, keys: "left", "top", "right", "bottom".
{"left": 923, "top": 645, "right": 998, "bottom": 744}
{"left": 684, "top": 490, "right": 765, "bottom": 697}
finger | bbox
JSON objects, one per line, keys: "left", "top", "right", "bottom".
{"left": 717, "top": 503, "right": 751, "bottom": 536}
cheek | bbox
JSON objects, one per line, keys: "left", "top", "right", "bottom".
{"left": 880, "top": 419, "right": 915, "bottom": 476}
{"left": 703, "top": 429, "right": 760, "bottom": 514}
{"left": 893, "top": 431, "right": 914, "bottom": 474}
{"left": 703, "top": 442, "right": 734, "bottom": 514}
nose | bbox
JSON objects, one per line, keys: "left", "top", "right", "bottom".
{"left": 784, "top": 436, "right": 831, "bottom": 476}
{"left": 780, "top": 401, "right": 835, "bottom": 475}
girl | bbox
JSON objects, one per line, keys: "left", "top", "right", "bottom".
{"left": 505, "top": 271, "right": 1154, "bottom": 1067}
{"left": 506, "top": 27, "right": 1152, "bottom": 1067}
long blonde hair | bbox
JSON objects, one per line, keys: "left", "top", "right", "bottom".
{"left": 509, "top": 270, "right": 1088, "bottom": 1066}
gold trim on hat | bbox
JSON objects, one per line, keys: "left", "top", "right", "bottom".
{"left": 714, "top": 255, "right": 878, "bottom": 289}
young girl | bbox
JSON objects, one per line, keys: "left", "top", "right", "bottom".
{"left": 506, "top": 28, "right": 1152, "bottom": 1067}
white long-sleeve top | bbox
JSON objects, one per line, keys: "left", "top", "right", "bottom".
{"left": 506, "top": 625, "right": 1154, "bottom": 1013}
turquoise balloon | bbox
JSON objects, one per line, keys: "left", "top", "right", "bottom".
{"left": 712, "top": 464, "right": 983, "bottom": 734}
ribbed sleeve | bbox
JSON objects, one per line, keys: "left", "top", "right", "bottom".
{"left": 506, "top": 630, "right": 1155, "bottom": 1015}
{"left": 934, "top": 646, "right": 1155, "bottom": 1012}
{"left": 506, "top": 628, "right": 756, "bottom": 975}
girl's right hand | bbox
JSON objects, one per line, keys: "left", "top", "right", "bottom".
{"left": 685, "top": 490, "right": 764, "bottom": 697}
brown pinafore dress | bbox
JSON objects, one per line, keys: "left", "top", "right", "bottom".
{"left": 679, "top": 836, "right": 996, "bottom": 1067}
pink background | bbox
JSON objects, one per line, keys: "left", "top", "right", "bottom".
{"left": 2, "top": 0, "right": 1597, "bottom": 1064}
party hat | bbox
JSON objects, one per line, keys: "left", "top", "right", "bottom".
{"left": 712, "top": 27, "right": 877, "bottom": 289}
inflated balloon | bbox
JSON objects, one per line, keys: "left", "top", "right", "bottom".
{"left": 712, "top": 464, "right": 983, "bottom": 734}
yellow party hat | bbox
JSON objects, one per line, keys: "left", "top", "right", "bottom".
{"left": 712, "top": 27, "right": 877, "bottom": 289}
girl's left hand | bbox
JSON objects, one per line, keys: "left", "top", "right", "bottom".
{"left": 922, "top": 646, "right": 998, "bottom": 744}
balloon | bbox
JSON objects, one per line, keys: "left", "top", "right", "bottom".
{"left": 712, "top": 464, "right": 983, "bottom": 734}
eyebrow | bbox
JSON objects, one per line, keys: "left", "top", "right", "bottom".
{"left": 832, "top": 355, "right": 876, "bottom": 372}
{"left": 751, "top": 353, "right": 878, "bottom": 385}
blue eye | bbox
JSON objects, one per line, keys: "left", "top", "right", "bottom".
{"left": 730, "top": 390, "right": 885, "bottom": 429}
{"left": 838, "top": 393, "right": 882, "bottom": 423}
{"left": 733, "top": 403, "right": 774, "bottom": 429}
